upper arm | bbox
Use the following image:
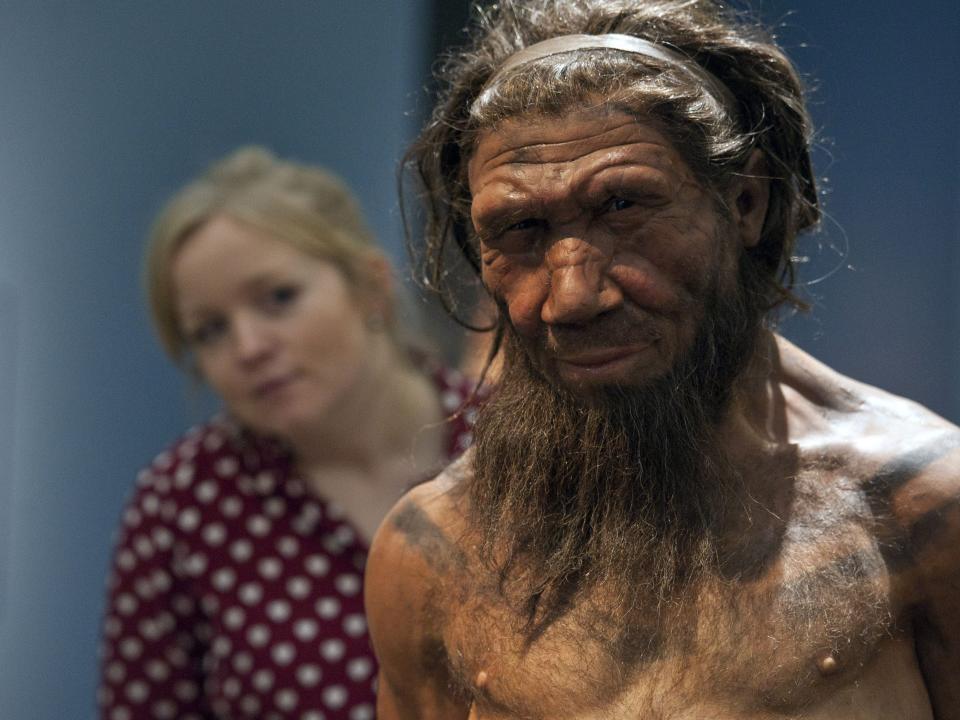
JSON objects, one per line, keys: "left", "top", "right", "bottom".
{"left": 365, "top": 481, "right": 472, "bottom": 720}
{"left": 915, "top": 482, "right": 960, "bottom": 720}
{"left": 99, "top": 468, "right": 210, "bottom": 719}
{"left": 885, "top": 439, "right": 960, "bottom": 718}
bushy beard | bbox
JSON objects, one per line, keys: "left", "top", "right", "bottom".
{"left": 468, "top": 252, "right": 766, "bottom": 640}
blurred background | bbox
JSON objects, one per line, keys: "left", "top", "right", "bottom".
{"left": 0, "top": 0, "right": 957, "bottom": 716}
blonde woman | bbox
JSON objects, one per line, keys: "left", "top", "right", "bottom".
{"left": 99, "top": 148, "right": 480, "bottom": 719}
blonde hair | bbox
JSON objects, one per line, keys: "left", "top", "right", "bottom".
{"left": 145, "top": 146, "right": 393, "bottom": 362}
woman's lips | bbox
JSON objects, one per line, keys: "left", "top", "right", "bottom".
{"left": 253, "top": 373, "right": 299, "bottom": 399}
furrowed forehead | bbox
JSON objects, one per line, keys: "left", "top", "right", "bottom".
{"left": 464, "top": 83, "right": 693, "bottom": 183}
{"left": 466, "top": 104, "right": 689, "bottom": 187}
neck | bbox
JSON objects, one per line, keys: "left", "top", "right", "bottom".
{"left": 714, "top": 329, "right": 793, "bottom": 442}
{"left": 717, "top": 329, "right": 850, "bottom": 465}
{"left": 289, "top": 337, "right": 444, "bottom": 482}
{"left": 704, "top": 331, "right": 810, "bottom": 578}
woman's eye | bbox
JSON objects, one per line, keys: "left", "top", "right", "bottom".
{"left": 265, "top": 285, "right": 300, "bottom": 309}
{"left": 188, "top": 318, "right": 227, "bottom": 347}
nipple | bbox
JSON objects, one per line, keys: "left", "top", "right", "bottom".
{"left": 815, "top": 652, "right": 840, "bottom": 676}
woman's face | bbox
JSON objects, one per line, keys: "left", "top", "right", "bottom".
{"left": 172, "top": 214, "right": 380, "bottom": 442}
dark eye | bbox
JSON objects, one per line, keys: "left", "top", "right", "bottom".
{"left": 606, "top": 197, "right": 635, "bottom": 212}
{"left": 504, "top": 218, "right": 544, "bottom": 233}
{"left": 188, "top": 318, "right": 227, "bottom": 347}
{"left": 264, "top": 284, "right": 300, "bottom": 311}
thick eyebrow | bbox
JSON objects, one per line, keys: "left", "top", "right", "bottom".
{"left": 481, "top": 152, "right": 676, "bottom": 197}
{"left": 236, "top": 268, "right": 300, "bottom": 290}
{"left": 472, "top": 201, "right": 541, "bottom": 239}
{"left": 473, "top": 161, "right": 672, "bottom": 224}
{"left": 581, "top": 163, "right": 676, "bottom": 202}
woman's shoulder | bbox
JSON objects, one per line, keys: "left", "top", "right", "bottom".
{"left": 134, "top": 415, "right": 290, "bottom": 497}
{"left": 422, "top": 361, "right": 490, "bottom": 461}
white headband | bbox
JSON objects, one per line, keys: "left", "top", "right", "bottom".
{"left": 478, "top": 33, "right": 736, "bottom": 113}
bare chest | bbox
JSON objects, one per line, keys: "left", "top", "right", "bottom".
{"left": 444, "top": 512, "right": 922, "bottom": 719}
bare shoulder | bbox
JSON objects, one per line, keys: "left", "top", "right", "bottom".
{"left": 781, "top": 335, "right": 960, "bottom": 578}
{"left": 858, "top": 394, "right": 960, "bottom": 607}
{"left": 859, "top": 395, "right": 960, "bottom": 553}
{"left": 777, "top": 336, "right": 960, "bottom": 712}
{"left": 365, "top": 454, "right": 474, "bottom": 719}
{"left": 847, "top": 383, "right": 960, "bottom": 717}
{"left": 839, "top": 366, "right": 960, "bottom": 570}
{"left": 367, "top": 452, "right": 473, "bottom": 589}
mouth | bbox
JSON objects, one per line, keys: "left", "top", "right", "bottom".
{"left": 554, "top": 343, "right": 655, "bottom": 383}
{"left": 252, "top": 373, "right": 300, "bottom": 399}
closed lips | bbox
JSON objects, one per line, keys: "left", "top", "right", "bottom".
{"left": 557, "top": 344, "right": 652, "bottom": 366}
{"left": 253, "top": 374, "right": 298, "bottom": 397}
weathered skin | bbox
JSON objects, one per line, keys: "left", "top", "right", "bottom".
{"left": 366, "top": 108, "right": 960, "bottom": 719}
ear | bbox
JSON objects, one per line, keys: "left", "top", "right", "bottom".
{"left": 727, "top": 149, "right": 770, "bottom": 249}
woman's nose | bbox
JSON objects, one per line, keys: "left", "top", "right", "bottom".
{"left": 230, "top": 315, "right": 275, "bottom": 365}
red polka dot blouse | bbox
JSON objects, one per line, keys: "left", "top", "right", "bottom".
{"left": 99, "top": 366, "right": 482, "bottom": 719}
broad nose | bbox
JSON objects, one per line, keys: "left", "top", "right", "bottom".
{"left": 541, "top": 237, "right": 622, "bottom": 325}
{"left": 230, "top": 313, "right": 275, "bottom": 366}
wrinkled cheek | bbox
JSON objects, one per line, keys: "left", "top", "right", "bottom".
{"left": 480, "top": 254, "right": 547, "bottom": 339}
{"left": 484, "top": 275, "right": 547, "bottom": 341}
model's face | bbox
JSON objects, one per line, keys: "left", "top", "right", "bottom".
{"left": 468, "top": 106, "right": 740, "bottom": 391}
{"left": 173, "top": 215, "right": 375, "bottom": 441}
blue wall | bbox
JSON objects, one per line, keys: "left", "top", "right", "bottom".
{"left": 763, "top": 0, "right": 960, "bottom": 421}
{"left": 0, "top": 2, "right": 427, "bottom": 717}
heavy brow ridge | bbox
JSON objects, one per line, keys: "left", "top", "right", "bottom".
{"left": 391, "top": 500, "right": 469, "bottom": 575}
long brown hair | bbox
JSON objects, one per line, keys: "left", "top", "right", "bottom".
{"left": 403, "top": 0, "right": 819, "bottom": 347}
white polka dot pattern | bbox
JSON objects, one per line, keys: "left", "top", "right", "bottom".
{"left": 100, "top": 367, "right": 483, "bottom": 718}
